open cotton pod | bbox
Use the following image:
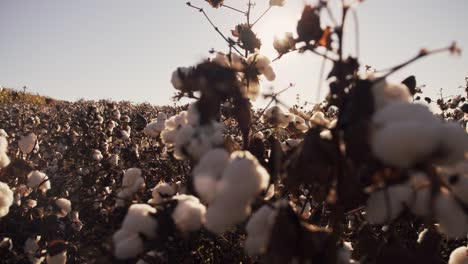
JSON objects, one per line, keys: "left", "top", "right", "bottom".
{"left": 55, "top": 198, "right": 72, "bottom": 218}
{"left": 0, "top": 182, "right": 13, "bottom": 218}
{"left": 18, "top": 133, "right": 37, "bottom": 155}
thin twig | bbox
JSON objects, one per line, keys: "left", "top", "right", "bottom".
{"left": 379, "top": 45, "right": 456, "bottom": 79}
{"left": 251, "top": 6, "right": 272, "bottom": 27}
{"left": 186, "top": 2, "right": 243, "bottom": 56}
{"left": 220, "top": 3, "right": 247, "bottom": 14}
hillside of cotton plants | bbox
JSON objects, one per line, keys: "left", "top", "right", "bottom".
{"left": 1, "top": 0, "right": 468, "bottom": 264}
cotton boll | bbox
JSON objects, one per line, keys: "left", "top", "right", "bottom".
{"left": 25, "top": 199, "right": 37, "bottom": 208}
{"left": 46, "top": 251, "right": 67, "bottom": 264}
{"left": 151, "top": 182, "right": 177, "bottom": 203}
{"left": 434, "top": 189, "right": 468, "bottom": 238}
{"left": 19, "top": 133, "right": 37, "bottom": 154}
{"left": 310, "top": 111, "right": 329, "bottom": 127}
{"left": 113, "top": 229, "right": 145, "bottom": 260}
{"left": 437, "top": 122, "right": 468, "bottom": 164}
{"left": 263, "top": 106, "right": 285, "bottom": 125}
{"left": 174, "top": 122, "right": 224, "bottom": 160}
{"left": 109, "top": 154, "right": 119, "bottom": 167}
{"left": 193, "top": 148, "right": 230, "bottom": 178}
{"left": 55, "top": 198, "right": 72, "bottom": 218}
{"left": 365, "top": 184, "right": 412, "bottom": 224}
{"left": 172, "top": 194, "right": 207, "bottom": 232}
{"left": 294, "top": 115, "right": 308, "bottom": 132}
{"left": 372, "top": 79, "right": 411, "bottom": 109}
{"left": 205, "top": 151, "right": 270, "bottom": 234}
{"left": 122, "top": 115, "right": 131, "bottom": 123}
{"left": 144, "top": 119, "right": 165, "bottom": 138}
{"left": 171, "top": 67, "right": 192, "bottom": 91}
{"left": 279, "top": 113, "right": 296, "bottom": 128}
{"left": 122, "top": 168, "right": 145, "bottom": 193}
{"left": 160, "top": 128, "right": 178, "bottom": 147}
{"left": 92, "top": 149, "right": 103, "bottom": 161}
{"left": 27, "top": 171, "right": 51, "bottom": 192}
{"left": 96, "top": 115, "right": 104, "bottom": 124}
{"left": 121, "top": 204, "right": 157, "bottom": 239}
{"left": 25, "top": 236, "right": 43, "bottom": 264}
{"left": 262, "top": 66, "right": 276, "bottom": 81}
{"left": 0, "top": 136, "right": 8, "bottom": 153}
{"left": 253, "top": 131, "right": 264, "bottom": 139}
{"left": 120, "top": 130, "right": 131, "bottom": 141}
{"left": 371, "top": 121, "right": 440, "bottom": 169}
{"left": 248, "top": 54, "right": 275, "bottom": 82}
{"left": 0, "top": 152, "right": 10, "bottom": 169}
{"left": 0, "top": 182, "right": 13, "bottom": 218}
{"left": 372, "top": 102, "right": 435, "bottom": 128}
{"left": 448, "top": 246, "right": 468, "bottom": 264}
{"left": 281, "top": 138, "right": 302, "bottom": 152}
{"left": 245, "top": 204, "right": 277, "bottom": 256}
{"left": 264, "top": 184, "right": 275, "bottom": 200}
{"left": 0, "top": 129, "right": 7, "bottom": 138}
{"left": 112, "top": 109, "right": 121, "bottom": 120}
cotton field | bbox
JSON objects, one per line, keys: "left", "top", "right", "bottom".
{"left": 1, "top": 0, "right": 468, "bottom": 263}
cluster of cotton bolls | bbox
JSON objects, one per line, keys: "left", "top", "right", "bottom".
{"left": 261, "top": 106, "right": 310, "bottom": 135}
{"left": 116, "top": 168, "right": 145, "bottom": 207}
{"left": 193, "top": 149, "right": 270, "bottom": 234}
{"left": 113, "top": 192, "right": 206, "bottom": 260}
{"left": 371, "top": 80, "right": 468, "bottom": 169}
{"left": 113, "top": 204, "right": 157, "bottom": 259}
{"left": 144, "top": 112, "right": 167, "bottom": 138}
{"left": 161, "top": 103, "right": 224, "bottom": 160}
{"left": 365, "top": 168, "right": 468, "bottom": 238}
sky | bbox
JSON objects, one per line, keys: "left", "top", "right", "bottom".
{"left": 1, "top": 0, "right": 467, "bottom": 108}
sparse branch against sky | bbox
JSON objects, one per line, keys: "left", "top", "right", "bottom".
{"left": 0, "top": 0, "right": 467, "bottom": 106}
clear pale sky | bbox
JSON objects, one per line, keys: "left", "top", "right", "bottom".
{"left": 1, "top": 0, "right": 467, "bottom": 107}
